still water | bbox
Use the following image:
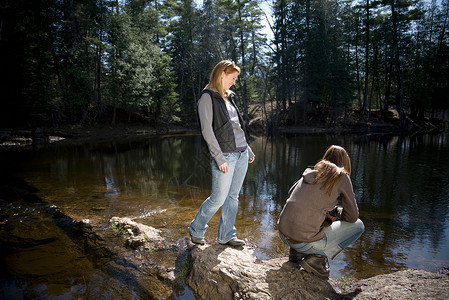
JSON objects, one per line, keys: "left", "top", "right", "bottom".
{"left": 1, "top": 133, "right": 449, "bottom": 297}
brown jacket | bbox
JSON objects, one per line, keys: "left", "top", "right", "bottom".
{"left": 278, "top": 167, "right": 359, "bottom": 243}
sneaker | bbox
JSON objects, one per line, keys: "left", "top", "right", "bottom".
{"left": 289, "top": 247, "right": 305, "bottom": 263}
{"left": 300, "top": 254, "right": 330, "bottom": 279}
{"left": 220, "top": 238, "right": 245, "bottom": 247}
{"left": 190, "top": 235, "right": 206, "bottom": 245}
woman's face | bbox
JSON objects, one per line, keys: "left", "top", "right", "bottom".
{"left": 221, "top": 71, "right": 239, "bottom": 90}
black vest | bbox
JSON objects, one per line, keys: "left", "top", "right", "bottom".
{"left": 201, "top": 89, "right": 247, "bottom": 153}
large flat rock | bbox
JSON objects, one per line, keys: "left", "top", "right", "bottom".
{"left": 187, "top": 244, "right": 449, "bottom": 300}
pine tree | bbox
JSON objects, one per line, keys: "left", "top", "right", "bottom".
{"left": 105, "top": 0, "right": 178, "bottom": 126}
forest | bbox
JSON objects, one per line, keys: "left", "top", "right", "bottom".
{"left": 0, "top": 0, "right": 448, "bottom": 133}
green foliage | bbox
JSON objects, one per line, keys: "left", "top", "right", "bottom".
{"left": 110, "top": 223, "right": 126, "bottom": 234}
{"left": 333, "top": 275, "right": 359, "bottom": 293}
{"left": 272, "top": 0, "right": 354, "bottom": 124}
{"left": 104, "top": 0, "right": 178, "bottom": 124}
{"left": 1, "top": 0, "right": 448, "bottom": 129}
{"left": 270, "top": 0, "right": 449, "bottom": 126}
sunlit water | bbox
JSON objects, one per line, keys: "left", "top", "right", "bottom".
{"left": 1, "top": 133, "right": 449, "bottom": 298}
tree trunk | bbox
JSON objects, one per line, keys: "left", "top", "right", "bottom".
{"left": 391, "top": 1, "right": 405, "bottom": 128}
{"left": 362, "top": 0, "right": 371, "bottom": 115}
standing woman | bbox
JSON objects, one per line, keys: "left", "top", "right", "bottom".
{"left": 189, "top": 60, "right": 255, "bottom": 247}
{"left": 278, "top": 145, "right": 364, "bottom": 279}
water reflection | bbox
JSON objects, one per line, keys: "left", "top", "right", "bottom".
{"left": 1, "top": 133, "right": 448, "bottom": 284}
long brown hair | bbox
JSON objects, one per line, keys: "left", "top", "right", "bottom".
{"left": 313, "top": 145, "right": 351, "bottom": 195}
{"left": 205, "top": 60, "right": 241, "bottom": 99}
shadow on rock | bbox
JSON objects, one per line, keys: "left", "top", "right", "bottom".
{"left": 265, "top": 261, "right": 340, "bottom": 299}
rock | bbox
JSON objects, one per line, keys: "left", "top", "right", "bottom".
{"left": 187, "top": 244, "right": 338, "bottom": 299}
{"left": 351, "top": 269, "right": 449, "bottom": 300}
{"left": 187, "top": 244, "right": 449, "bottom": 300}
{"left": 109, "top": 217, "right": 162, "bottom": 248}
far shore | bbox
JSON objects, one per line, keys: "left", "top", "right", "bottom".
{"left": 1, "top": 113, "right": 448, "bottom": 148}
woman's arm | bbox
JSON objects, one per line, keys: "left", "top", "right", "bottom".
{"left": 338, "top": 174, "right": 359, "bottom": 223}
{"left": 248, "top": 145, "right": 255, "bottom": 163}
{"left": 198, "top": 93, "right": 226, "bottom": 167}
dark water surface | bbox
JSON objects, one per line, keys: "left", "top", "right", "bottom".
{"left": 1, "top": 133, "right": 449, "bottom": 298}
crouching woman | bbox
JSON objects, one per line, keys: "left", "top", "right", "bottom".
{"left": 278, "top": 145, "right": 364, "bottom": 279}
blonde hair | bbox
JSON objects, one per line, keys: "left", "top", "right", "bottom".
{"left": 322, "top": 145, "right": 351, "bottom": 174}
{"left": 313, "top": 145, "right": 351, "bottom": 195}
{"left": 205, "top": 60, "right": 241, "bottom": 99}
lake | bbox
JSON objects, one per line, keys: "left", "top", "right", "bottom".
{"left": 1, "top": 132, "right": 448, "bottom": 298}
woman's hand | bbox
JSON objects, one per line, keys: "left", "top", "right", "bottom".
{"left": 219, "top": 162, "right": 229, "bottom": 173}
{"left": 220, "top": 156, "right": 254, "bottom": 172}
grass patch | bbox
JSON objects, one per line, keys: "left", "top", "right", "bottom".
{"left": 110, "top": 223, "right": 126, "bottom": 234}
{"left": 333, "top": 276, "right": 358, "bottom": 293}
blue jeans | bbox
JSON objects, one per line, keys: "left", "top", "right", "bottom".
{"left": 279, "top": 219, "right": 365, "bottom": 259}
{"left": 189, "top": 149, "right": 249, "bottom": 244}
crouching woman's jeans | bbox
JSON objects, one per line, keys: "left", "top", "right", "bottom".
{"left": 189, "top": 149, "right": 249, "bottom": 244}
{"left": 279, "top": 219, "right": 365, "bottom": 259}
